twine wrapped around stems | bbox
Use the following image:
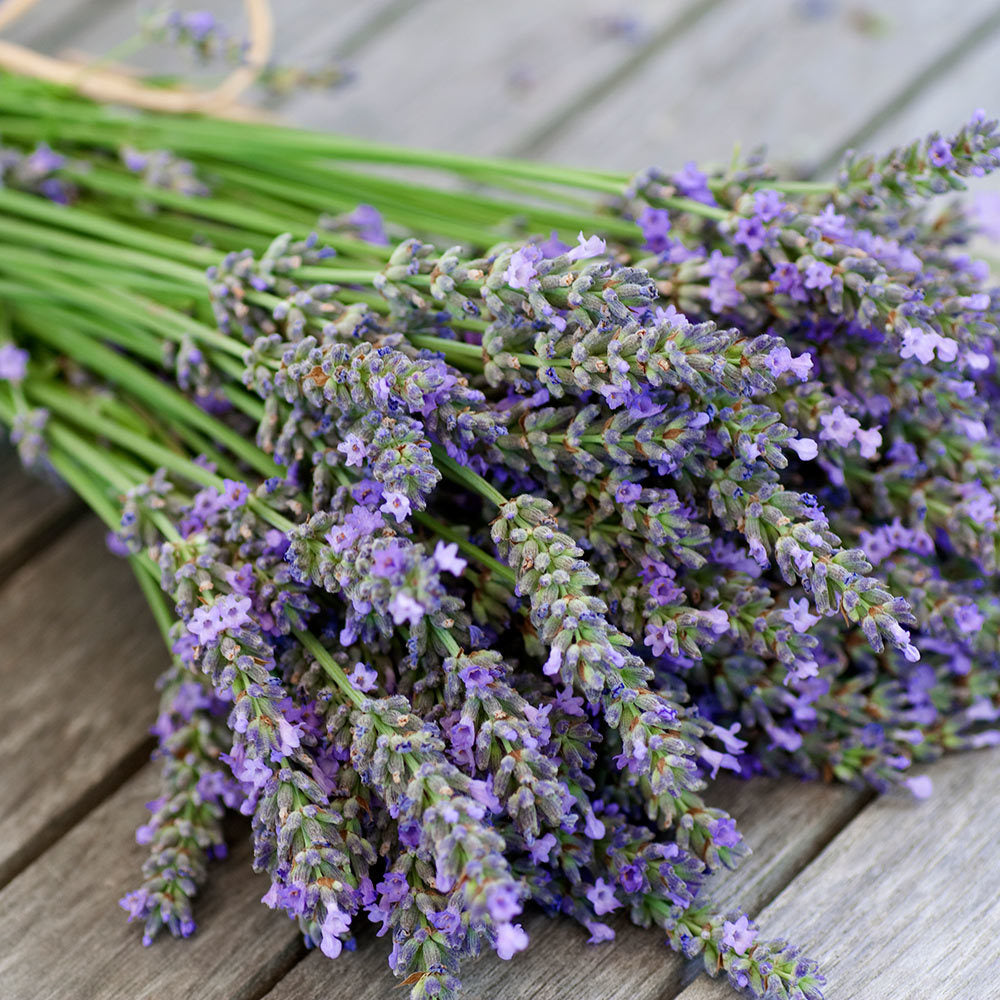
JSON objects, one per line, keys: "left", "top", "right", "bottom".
{"left": 0, "top": 0, "right": 273, "bottom": 117}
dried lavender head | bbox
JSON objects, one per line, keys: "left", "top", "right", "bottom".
{"left": 120, "top": 655, "right": 236, "bottom": 945}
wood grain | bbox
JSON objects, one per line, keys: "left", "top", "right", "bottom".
{"left": 260, "top": 0, "right": 427, "bottom": 71}
{"left": 539, "top": 0, "right": 1000, "bottom": 173}
{"left": 278, "top": 0, "right": 715, "bottom": 155}
{"left": 20, "top": 0, "right": 422, "bottom": 89}
{"left": 0, "top": 449, "right": 79, "bottom": 581}
{"left": 808, "top": 6, "right": 1000, "bottom": 178}
{"left": 0, "top": 518, "right": 163, "bottom": 886}
{"left": 843, "top": 21, "right": 1000, "bottom": 156}
{"left": 258, "top": 778, "right": 866, "bottom": 1000}
{"left": 0, "top": 764, "right": 303, "bottom": 1000}
{"left": 0, "top": 0, "right": 135, "bottom": 54}
{"left": 673, "top": 749, "right": 1000, "bottom": 1000}
{"left": 841, "top": 17, "right": 1000, "bottom": 250}
{"left": 855, "top": 23, "right": 1000, "bottom": 268}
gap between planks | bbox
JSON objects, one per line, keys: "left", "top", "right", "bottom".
{"left": 0, "top": 512, "right": 165, "bottom": 889}
{"left": 809, "top": 1, "right": 1000, "bottom": 178}
{"left": 0, "top": 449, "right": 83, "bottom": 583}
{"left": 673, "top": 747, "right": 1000, "bottom": 1000}
{"left": 0, "top": 764, "right": 306, "bottom": 1000}
{"left": 534, "top": 0, "right": 1000, "bottom": 174}
{"left": 277, "top": 0, "right": 717, "bottom": 157}
{"left": 505, "top": 0, "right": 730, "bottom": 159}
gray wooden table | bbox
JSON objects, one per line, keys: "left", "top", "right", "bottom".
{"left": 2, "top": 2, "right": 1000, "bottom": 998}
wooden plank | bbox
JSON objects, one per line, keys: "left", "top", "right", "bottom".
{"left": 673, "top": 749, "right": 1000, "bottom": 1000}
{"left": 841, "top": 32, "right": 1000, "bottom": 273}
{"left": 250, "top": 0, "right": 432, "bottom": 114}
{"left": 0, "top": 763, "right": 302, "bottom": 1000}
{"left": 538, "top": 0, "right": 1000, "bottom": 173}
{"left": 0, "top": 518, "right": 163, "bottom": 886}
{"left": 838, "top": 24, "right": 1000, "bottom": 155}
{"left": 263, "top": 0, "right": 427, "bottom": 68}
{"left": 257, "top": 778, "right": 866, "bottom": 1000}
{"left": 810, "top": 8, "right": 1000, "bottom": 177}
{"left": 696, "top": 776, "right": 871, "bottom": 916}
{"left": 0, "top": 0, "right": 134, "bottom": 54}
{"left": 26, "top": 0, "right": 417, "bottom": 85}
{"left": 0, "top": 448, "right": 79, "bottom": 581}
{"left": 838, "top": 25, "right": 1000, "bottom": 214}
{"left": 278, "top": 0, "right": 715, "bottom": 154}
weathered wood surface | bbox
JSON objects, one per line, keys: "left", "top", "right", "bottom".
{"left": 856, "top": 18, "right": 1000, "bottom": 155}
{"left": 0, "top": 518, "right": 163, "bottom": 887}
{"left": 0, "top": 451, "right": 78, "bottom": 579}
{"left": 259, "top": 779, "right": 867, "bottom": 1000}
{"left": 674, "top": 751, "right": 1000, "bottom": 999}
{"left": 854, "top": 20, "right": 1000, "bottom": 232}
{"left": 3, "top": 0, "right": 412, "bottom": 95}
{"left": 0, "top": 764, "right": 302, "bottom": 1000}
{"left": 1, "top": 0, "right": 134, "bottom": 54}
{"left": 277, "top": 0, "right": 721, "bottom": 156}
{"left": 2, "top": 2, "right": 1000, "bottom": 999}
{"left": 538, "top": 0, "right": 1000, "bottom": 173}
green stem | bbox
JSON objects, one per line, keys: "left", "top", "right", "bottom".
{"left": 761, "top": 180, "right": 834, "bottom": 195}
{"left": 0, "top": 186, "right": 217, "bottom": 267}
{"left": 294, "top": 627, "right": 364, "bottom": 708}
{"left": 18, "top": 310, "right": 278, "bottom": 479}
{"left": 406, "top": 335, "right": 486, "bottom": 372}
{"left": 0, "top": 93, "right": 628, "bottom": 190}
{"left": 131, "top": 557, "right": 174, "bottom": 644}
{"left": 0, "top": 213, "right": 207, "bottom": 285}
{"left": 50, "top": 419, "right": 186, "bottom": 542}
{"left": 25, "top": 379, "right": 220, "bottom": 489}
{"left": 10, "top": 264, "right": 241, "bottom": 359}
{"left": 37, "top": 378, "right": 297, "bottom": 540}
{"left": 430, "top": 446, "right": 507, "bottom": 508}
{"left": 62, "top": 164, "right": 312, "bottom": 239}
{"left": 648, "top": 194, "right": 730, "bottom": 222}
{"left": 46, "top": 420, "right": 134, "bottom": 491}
{"left": 204, "top": 160, "right": 493, "bottom": 246}
{"left": 45, "top": 444, "right": 120, "bottom": 528}
{"left": 168, "top": 421, "right": 245, "bottom": 481}
{"left": 430, "top": 623, "right": 461, "bottom": 656}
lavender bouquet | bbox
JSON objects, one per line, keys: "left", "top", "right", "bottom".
{"left": 1, "top": 71, "right": 999, "bottom": 1000}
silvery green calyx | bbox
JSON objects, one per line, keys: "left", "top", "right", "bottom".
{"left": 491, "top": 496, "right": 749, "bottom": 871}
{"left": 836, "top": 112, "right": 1000, "bottom": 208}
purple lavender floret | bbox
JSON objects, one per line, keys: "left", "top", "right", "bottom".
{"left": 0, "top": 343, "right": 28, "bottom": 382}
{"left": 119, "top": 146, "right": 210, "bottom": 197}
{"left": 637, "top": 206, "right": 672, "bottom": 253}
{"left": 837, "top": 111, "right": 1000, "bottom": 206}
{"left": 0, "top": 141, "right": 74, "bottom": 203}
{"left": 504, "top": 244, "right": 544, "bottom": 289}
{"left": 348, "top": 204, "right": 390, "bottom": 246}
{"left": 673, "top": 161, "right": 716, "bottom": 205}
{"left": 147, "top": 7, "right": 236, "bottom": 62}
